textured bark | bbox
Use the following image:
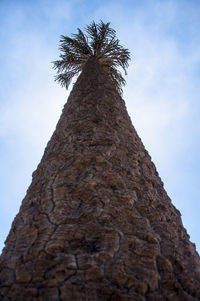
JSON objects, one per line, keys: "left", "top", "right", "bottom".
{"left": 1, "top": 57, "right": 200, "bottom": 301}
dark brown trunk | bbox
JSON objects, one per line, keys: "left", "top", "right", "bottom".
{"left": 1, "top": 57, "right": 200, "bottom": 301}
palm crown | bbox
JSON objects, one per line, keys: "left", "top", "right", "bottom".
{"left": 53, "top": 21, "right": 131, "bottom": 94}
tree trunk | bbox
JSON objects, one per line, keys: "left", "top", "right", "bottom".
{"left": 1, "top": 57, "right": 200, "bottom": 301}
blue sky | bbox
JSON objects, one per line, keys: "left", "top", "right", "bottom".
{"left": 0, "top": 0, "right": 200, "bottom": 254}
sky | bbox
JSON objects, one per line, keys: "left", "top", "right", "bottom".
{"left": 0, "top": 0, "right": 200, "bottom": 254}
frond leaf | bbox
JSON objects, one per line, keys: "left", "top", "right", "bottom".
{"left": 53, "top": 20, "right": 131, "bottom": 92}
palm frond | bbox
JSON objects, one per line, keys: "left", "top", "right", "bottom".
{"left": 53, "top": 20, "right": 131, "bottom": 93}
{"left": 54, "top": 66, "right": 81, "bottom": 89}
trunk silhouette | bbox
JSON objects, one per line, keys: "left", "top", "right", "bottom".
{"left": 1, "top": 57, "right": 200, "bottom": 301}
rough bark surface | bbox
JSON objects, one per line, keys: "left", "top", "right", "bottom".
{"left": 1, "top": 58, "right": 200, "bottom": 301}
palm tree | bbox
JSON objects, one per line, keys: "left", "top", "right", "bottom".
{"left": 53, "top": 20, "right": 130, "bottom": 94}
{"left": 1, "top": 21, "right": 200, "bottom": 301}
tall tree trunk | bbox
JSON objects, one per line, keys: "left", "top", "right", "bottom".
{"left": 1, "top": 57, "right": 200, "bottom": 301}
